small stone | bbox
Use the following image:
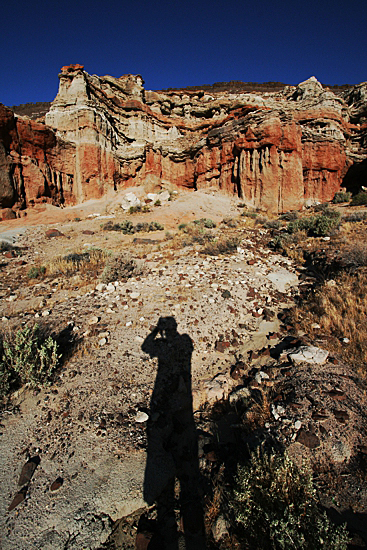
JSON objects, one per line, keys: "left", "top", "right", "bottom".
{"left": 96, "top": 283, "right": 106, "bottom": 292}
{"left": 99, "top": 338, "right": 107, "bottom": 346}
{"left": 18, "top": 456, "right": 40, "bottom": 486}
{"left": 296, "top": 429, "right": 320, "bottom": 449}
{"left": 342, "top": 337, "right": 350, "bottom": 344}
{"left": 126, "top": 321, "right": 132, "bottom": 327}
{"left": 215, "top": 340, "right": 230, "bottom": 353}
{"left": 294, "top": 420, "right": 302, "bottom": 430}
{"left": 45, "top": 229, "right": 64, "bottom": 238}
{"left": 221, "top": 290, "right": 231, "bottom": 299}
{"left": 130, "top": 292, "right": 140, "bottom": 299}
{"left": 333, "top": 410, "right": 349, "bottom": 423}
{"left": 135, "top": 411, "right": 149, "bottom": 423}
{"left": 42, "top": 310, "right": 50, "bottom": 316}
{"left": 50, "top": 477, "right": 64, "bottom": 492}
{"left": 88, "top": 316, "right": 100, "bottom": 325}
{"left": 8, "top": 487, "right": 28, "bottom": 511}
{"left": 6, "top": 295, "right": 16, "bottom": 302}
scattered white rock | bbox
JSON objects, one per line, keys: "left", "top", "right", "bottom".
{"left": 98, "top": 337, "right": 107, "bottom": 346}
{"left": 6, "top": 295, "right": 17, "bottom": 302}
{"left": 289, "top": 345, "right": 329, "bottom": 365}
{"left": 130, "top": 292, "right": 140, "bottom": 299}
{"left": 294, "top": 420, "right": 302, "bottom": 430}
{"left": 96, "top": 283, "right": 106, "bottom": 292}
{"left": 135, "top": 411, "right": 149, "bottom": 423}
{"left": 42, "top": 310, "right": 50, "bottom": 317}
{"left": 126, "top": 321, "right": 132, "bottom": 327}
{"left": 88, "top": 316, "right": 100, "bottom": 325}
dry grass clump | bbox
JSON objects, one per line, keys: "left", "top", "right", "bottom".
{"left": 46, "top": 248, "right": 110, "bottom": 277}
{"left": 294, "top": 271, "right": 367, "bottom": 376}
{"left": 202, "top": 236, "right": 241, "bottom": 256}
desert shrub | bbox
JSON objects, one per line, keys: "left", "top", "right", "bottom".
{"left": 242, "top": 211, "right": 258, "bottom": 219}
{"left": 313, "top": 202, "right": 331, "bottom": 213}
{"left": 350, "top": 191, "right": 367, "bottom": 206}
{"left": 342, "top": 212, "right": 367, "bottom": 223}
{"left": 1, "top": 324, "right": 60, "bottom": 395}
{"left": 288, "top": 212, "right": 341, "bottom": 237}
{"left": 27, "top": 266, "right": 46, "bottom": 279}
{"left": 264, "top": 220, "right": 282, "bottom": 229}
{"left": 178, "top": 223, "right": 187, "bottom": 230}
{"left": 101, "top": 254, "right": 143, "bottom": 283}
{"left": 340, "top": 243, "right": 367, "bottom": 269}
{"left": 194, "top": 218, "right": 216, "bottom": 228}
{"left": 312, "top": 212, "right": 341, "bottom": 236}
{"left": 129, "top": 205, "right": 141, "bottom": 214}
{"left": 0, "top": 242, "right": 12, "bottom": 252}
{"left": 202, "top": 236, "right": 240, "bottom": 256}
{"left": 142, "top": 204, "right": 151, "bottom": 213}
{"left": 332, "top": 191, "right": 352, "bottom": 204}
{"left": 148, "top": 221, "right": 164, "bottom": 231}
{"left": 154, "top": 199, "right": 161, "bottom": 206}
{"left": 279, "top": 211, "right": 298, "bottom": 221}
{"left": 222, "top": 217, "right": 240, "bottom": 227}
{"left": 230, "top": 447, "right": 349, "bottom": 550}
{"left": 103, "top": 220, "right": 163, "bottom": 234}
{"left": 255, "top": 216, "right": 269, "bottom": 226}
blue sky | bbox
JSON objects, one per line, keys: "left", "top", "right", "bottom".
{"left": 1, "top": 0, "right": 366, "bottom": 106}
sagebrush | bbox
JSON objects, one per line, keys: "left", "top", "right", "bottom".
{"left": 1, "top": 324, "right": 60, "bottom": 398}
{"left": 230, "top": 447, "right": 349, "bottom": 549}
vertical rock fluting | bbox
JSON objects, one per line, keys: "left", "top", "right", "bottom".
{"left": 1, "top": 68, "right": 366, "bottom": 214}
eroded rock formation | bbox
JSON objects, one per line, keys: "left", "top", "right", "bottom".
{"left": 1, "top": 66, "right": 367, "bottom": 214}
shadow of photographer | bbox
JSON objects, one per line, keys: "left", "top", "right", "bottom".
{"left": 141, "top": 316, "right": 205, "bottom": 549}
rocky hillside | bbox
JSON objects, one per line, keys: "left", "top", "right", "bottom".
{"left": 1, "top": 65, "right": 367, "bottom": 219}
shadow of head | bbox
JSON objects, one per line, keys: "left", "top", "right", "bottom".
{"left": 157, "top": 316, "right": 178, "bottom": 339}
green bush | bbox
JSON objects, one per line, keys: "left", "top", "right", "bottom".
{"left": 242, "top": 211, "right": 258, "bottom": 219}
{"left": 222, "top": 217, "right": 240, "bottom": 227}
{"left": 350, "top": 192, "right": 367, "bottom": 206}
{"left": 129, "top": 205, "right": 141, "bottom": 214}
{"left": 27, "top": 266, "right": 46, "bottom": 279}
{"left": 1, "top": 324, "right": 60, "bottom": 397}
{"left": 279, "top": 211, "right": 298, "bottom": 221}
{"left": 230, "top": 448, "right": 349, "bottom": 550}
{"left": 264, "top": 220, "right": 282, "bottom": 229}
{"left": 154, "top": 199, "right": 161, "bottom": 207}
{"left": 287, "top": 212, "right": 341, "bottom": 237}
{"left": 194, "top": 218, "right": 216, "bottom": 228}
{"left": 332, "top": 192, "right": 352, "bottom": 204}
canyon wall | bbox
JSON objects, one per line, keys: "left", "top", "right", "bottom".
{"left": 1, "top": 66, "right": 367, "bottom": 214}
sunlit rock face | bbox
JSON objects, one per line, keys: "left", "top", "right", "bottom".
{"left": 1, "top": 66, "right": 367, "bottom": 213}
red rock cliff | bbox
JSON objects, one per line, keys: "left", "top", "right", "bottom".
{"left": 1, "top": 68, "right": 366, "bottom": 214}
